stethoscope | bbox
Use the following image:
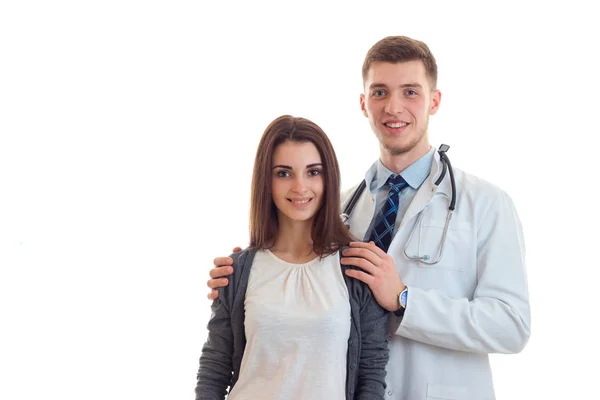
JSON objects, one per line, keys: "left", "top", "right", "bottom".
{"left": 341, "top": 144, "right": 456, "bottom": 265}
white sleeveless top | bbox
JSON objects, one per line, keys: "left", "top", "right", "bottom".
{"left": 227, "top": 249, "right": 351, "bottom": 400}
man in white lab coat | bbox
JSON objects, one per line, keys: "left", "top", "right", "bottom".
{"left": 206, "top": 36, "right": 531, "bottom": 400}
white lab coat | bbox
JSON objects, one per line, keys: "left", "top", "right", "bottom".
{"left": 341, "top": 151, "right": 531, "bottom": 400}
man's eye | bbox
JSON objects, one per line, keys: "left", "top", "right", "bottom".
{"left": 373, "top": 90, "right": 386, "bottom": 97}
{"left": 406, "top": 89, "right": 417, "bottom": 96}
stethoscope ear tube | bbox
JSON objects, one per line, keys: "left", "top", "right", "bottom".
{"left": 341, "top": 179, "right": 366, "bottom": 224}
{"left": 437, "top": 145, "right": 456, "bottom": 211}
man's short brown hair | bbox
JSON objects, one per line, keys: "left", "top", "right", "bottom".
{"left": 362, "top": 36, "right": 438, "bottom": 89}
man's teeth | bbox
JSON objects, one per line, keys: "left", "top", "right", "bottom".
{"left": 386, "top": 122, "right": 407, "bottom": 128}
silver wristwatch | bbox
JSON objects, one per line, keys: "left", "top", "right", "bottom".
{"left": 394, "top": 287, "right": 408, "bottom": 316}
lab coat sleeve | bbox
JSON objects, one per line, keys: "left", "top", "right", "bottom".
{"left": 394, "top": 190, "right": 531, "bottom": 354}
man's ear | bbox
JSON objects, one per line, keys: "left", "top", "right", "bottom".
{"left": 429, "top": 89, "right": 442, "bottom": 115}
{"left": 360, "top": 93, "right": 368, "bottom": 117}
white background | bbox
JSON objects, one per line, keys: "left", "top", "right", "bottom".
{"left": 1, "top": 1, "right": 598, "bottom": 399}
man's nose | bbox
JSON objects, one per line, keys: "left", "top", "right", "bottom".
{"left": 385, "top": 94, "right": 405, "bottom": 115}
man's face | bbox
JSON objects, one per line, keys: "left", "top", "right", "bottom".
{"left": 360, "top": 61, "right": 441, "bottom": 157}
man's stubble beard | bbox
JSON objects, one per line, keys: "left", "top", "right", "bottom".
{"left": 383, "top": 125, "right": 429, "bottom": 156}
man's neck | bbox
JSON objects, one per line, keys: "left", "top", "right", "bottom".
{"left": 380, "top": 143, "right": 432, "bottom": 174}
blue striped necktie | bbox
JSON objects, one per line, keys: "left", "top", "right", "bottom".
{"left": 369, "top": 174, "right": 408, "bottom": 252}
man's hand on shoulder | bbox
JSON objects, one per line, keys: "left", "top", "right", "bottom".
{"left": 341, "top": 241, "right": 405, "bottom": 312}
{"left": 206, "top": 247, "right": 242, "bottom": 300}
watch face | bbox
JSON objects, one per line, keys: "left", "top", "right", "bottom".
{"left": 401, "top": 290, "right": 408, "bottom": 308}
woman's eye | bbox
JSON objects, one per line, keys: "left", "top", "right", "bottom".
{"left": 308, "top": 169, "right": 321, "bottom": 176}
{"left": 276, "top": 170, "right": 290, "bottom": 178}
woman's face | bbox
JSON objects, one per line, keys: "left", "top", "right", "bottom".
{"left": 271, "top": 140, "right": 324, "bottom": 225}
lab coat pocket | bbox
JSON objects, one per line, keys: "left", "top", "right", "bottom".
{"left": 413, "top": 219, "right": 471, "bottom": 271}
{"left": 426, "top": 383, "right": 467, "bottom": 400}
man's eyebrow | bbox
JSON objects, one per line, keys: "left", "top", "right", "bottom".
{"left": 368, "top": 83, "right": 388, "bottom": 90}
{"left": 399, "top": 83, "right": 423, "bottom": 89}
{"left": 368, "top": 83, "right": 423, "bottom": 89}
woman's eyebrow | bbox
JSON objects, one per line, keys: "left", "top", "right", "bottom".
{"left": 273, "top": 163, "right": 323, "bottom": 169}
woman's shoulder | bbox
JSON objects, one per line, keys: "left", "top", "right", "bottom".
{"left": 230, "top": 246, "right": 257, "bottom": 266}
{"left": 228, "top": 247, "right": 259, "bottom": 282}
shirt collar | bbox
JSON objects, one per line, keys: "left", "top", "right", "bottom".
{"left": 365, "top": 146, "right": 435, "bottom": 194}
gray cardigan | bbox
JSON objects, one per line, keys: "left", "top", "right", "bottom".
{"left": 195, "top": 247, "right": 390, "bottom": 400}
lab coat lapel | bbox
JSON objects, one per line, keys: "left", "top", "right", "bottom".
{"left": 399, "top": 150, "right": 450, "bottom": 228}
{"left": 349, "top": 187, "right": 375, "bottom": 241}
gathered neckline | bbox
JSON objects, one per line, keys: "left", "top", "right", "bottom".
{"left": 264, "top": 249, "right": 324, "bottom": 267}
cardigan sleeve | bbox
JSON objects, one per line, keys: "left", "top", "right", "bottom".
{"left": 355, "top": 282, "right": 390, "bottom": 399}
{"left": 195, "top": 292, "right": 234, "bottom": 400}
{"left": 194, "top": 250, "right": 249, "bottom": 400}
{"left": 195, "top": 250, "right": 252, "bottom": 400}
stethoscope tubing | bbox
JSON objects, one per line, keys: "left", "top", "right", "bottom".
{"left": 342, "top": 144, "right": 456, "bottom": 265}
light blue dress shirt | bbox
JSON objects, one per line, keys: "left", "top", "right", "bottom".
{"left": 363, "top": 146, "right": 435, "bottom": 242}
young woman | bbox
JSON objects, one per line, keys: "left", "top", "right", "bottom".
{"left": 195, "top": 115, "right": 389, "bottom": 399}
